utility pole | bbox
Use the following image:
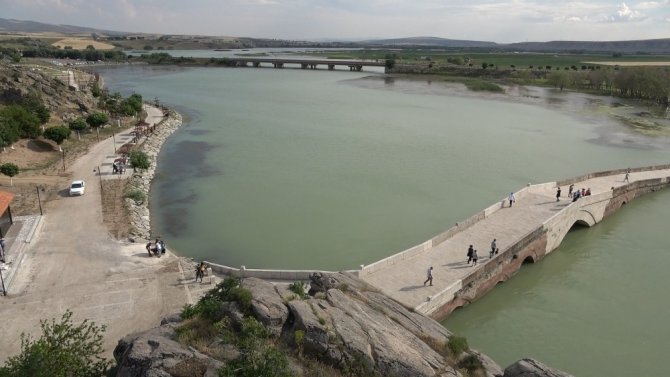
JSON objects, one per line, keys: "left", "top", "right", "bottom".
{"left": 112, "top": 132, "right": 117, "bottom": 153}
{"left": 61, "top": 149, "right": 66, "bottom": 171}
{"left": 97, "top": 165, "right": 103, "bottom": 194}
{"left": 36, "top": 186, "right": 43, "bottom": 215}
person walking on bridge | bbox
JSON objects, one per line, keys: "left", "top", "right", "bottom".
{"left": 490, "top": 239, "right": 497, "bottom": 258}
{"left": 556, "top": 187, "right": 561, "bottom": 202}
{"left": 624, "top": 169, "right": 630, "bottom": 183}
{"left": 423, "top": 266, "right": 433, "bottom": 286}
{"left": 467, "top": 245, "right": 474, "bottom": 264}
{"left": 508, "top": 192, "right": 516, "bottom": 207}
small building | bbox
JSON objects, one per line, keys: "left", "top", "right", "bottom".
{"left": 0, "top": 191, "right": 14, "bottom": 238}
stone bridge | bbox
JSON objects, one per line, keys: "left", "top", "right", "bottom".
{"left": 357, "top": 164, "right": 670, "bottom": 319}
{"left": 224, "top": 58, "right": 386, "bottom": 71}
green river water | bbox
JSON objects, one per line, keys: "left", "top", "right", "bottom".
{"left": 97, "top": 64, "right": 670, "bottom": 376}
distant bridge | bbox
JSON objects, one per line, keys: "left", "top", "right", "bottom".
{"left": 224, "top": 58, "right": 386, "bottom": 71}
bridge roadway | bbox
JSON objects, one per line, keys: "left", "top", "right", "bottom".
{"left": 226, "top": 57, "right": 385, "bottom": 71}
{"left": 358, "top": 167, "right": 670, "bottom": 316}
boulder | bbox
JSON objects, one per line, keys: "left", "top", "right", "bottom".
{"left": 503, "top": 358, "right": 574, "bottom": 377}
{"left": 241, "top": 277, "right": 289, "bottom": 336}
{"left": 113, "top": 324, "right": 223, "bottom": 377}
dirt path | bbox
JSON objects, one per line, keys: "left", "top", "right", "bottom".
{"left": 0, "top": 106, "right": 191, "bottom": 363}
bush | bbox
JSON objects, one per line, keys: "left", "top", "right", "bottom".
{"left": 288, "top": 281, "right": 306, "bottom": 299}
{"left": 447, "top": 335, "right": 469, "bottom": 356}
{"left": 129, "top": 150, "right": 150, "bottom": 170}
{"left": 218, "top": 343, "right": 292, "bottom": 377}
{"left": 124, "top": 188, "right": 146, "bottom": 205}
{"left": 180, "top": 277, "right": 253, "bottom": 321}
{"left": 458, "top": 354, "right": 483, "bottom": 372}
{"left": 0, "top": 105, "right": 42, "bottom": 139}
{"left": 0, "top": 310, "right": 111, "bottom": 377}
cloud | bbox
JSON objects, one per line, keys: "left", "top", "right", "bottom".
{"left": 609, "top": 2, "right": 645, "bottom": 21}
{"left": 119, "top": 0, "right": 137, "bottom": 18}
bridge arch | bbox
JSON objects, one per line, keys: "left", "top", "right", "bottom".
{"left": 522, "top": 256, "right": 535, "bottom": 264}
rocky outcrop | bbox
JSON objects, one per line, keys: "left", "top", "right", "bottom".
{"left": 241, "top": 277, "right": 289, "bottom": 336}
{"left": 113, "top": 323, "right": 224, "bottom": 377}
{"left": 114, "top": 273, "right": 573, "bottom": 377}
{"left": 503, "top": 358, "right": 574, "bottom": 377}
{"left": 125, "top": 111, "right": 182, "bottom": 239}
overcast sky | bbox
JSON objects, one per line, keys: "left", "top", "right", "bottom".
{"left": 2, "top": 0, "right": 669, "bottom": 43}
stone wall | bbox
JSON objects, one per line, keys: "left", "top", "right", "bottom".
{"left": 126, "top": 110, "right": 183, "bottom": 240}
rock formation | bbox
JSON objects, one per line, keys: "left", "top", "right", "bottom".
{"left": 113, "top": 272, "right": 572, "bottom": 377}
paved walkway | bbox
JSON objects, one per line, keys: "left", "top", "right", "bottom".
{"left": 361, "top": 168, "right": 670, "bottom": 310}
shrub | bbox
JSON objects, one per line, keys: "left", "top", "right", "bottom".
{"left": 447, "top": 335, "right": 469, "bottom": 356}
{"left": 124, "top": 188, "right": 146, "bottom": 205}
{"left": 458, "top": 354, "right": 483, "bottom": 372}
{"left": 288, "top": 281, "right": 306, "bottom": 299}
{"left": 0, "top": 310, "right": 111, "bottom": 376}
{"left": 129, "top": 150, "right": 150, "bottom": 170}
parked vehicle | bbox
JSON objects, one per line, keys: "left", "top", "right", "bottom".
{"left": 69, "top": 180, "right": 85, "bottom": 196}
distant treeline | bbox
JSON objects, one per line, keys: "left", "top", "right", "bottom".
{"left": 546, "top": 67, "right": 670, "bottom": 105}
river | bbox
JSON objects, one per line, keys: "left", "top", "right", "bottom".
{"left": 96, "top": 62, "right": 670, "bottom": 376}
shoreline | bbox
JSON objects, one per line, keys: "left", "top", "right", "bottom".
{"left": 125, "top": 108, "right": 183, "bottom": 241}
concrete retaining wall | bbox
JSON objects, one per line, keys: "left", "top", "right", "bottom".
{"left": 206, "top": 261, "right": 343, "bottom": 281}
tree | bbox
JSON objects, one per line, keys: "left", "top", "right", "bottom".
{"left": 481, "top": 62, "right": 488, "bottom": 69}
{"left": 0, "top": 163, "right": 19, "bottom": 186}
{"left": 68, "top": 118, "right": 88, "bottom": 132}
{"left": 86, "top": 112, "right": 109, "bottom": 128}
{"left": 0, "top": 310, "right": 111, "bottom": 377}
{"left": 43, "top": 126, "right": 71, "bottom": 148}
{"left": 129, "top": 150, "right": 150, "bottom": 171}
{"left": 0, "top": 105, "right": 42, "bottom": 138}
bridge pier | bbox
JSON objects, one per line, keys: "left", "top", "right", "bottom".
{"left": 301, "top": 63, "right": 308, "bottom": 69}
{"left": 273, "top": 63, "right": 284, "bottom": 69}
{"left": 253, "top": 62, "right": 260, "bottom": 68}
{"left": 328, "top": 65, "right": 335, "bottom": 70}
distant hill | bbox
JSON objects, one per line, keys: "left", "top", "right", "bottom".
{"left": 2, "top": 18, "right": 669, "bottom": 54}
{"left": 0, "top": 18, "right": 126, "bottom": 35}
{"left": 361, "top": 36, "right": 498, "bottom": 48}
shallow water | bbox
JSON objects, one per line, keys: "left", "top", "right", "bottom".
{"left": 97, "top": 64, "right": 670, "bottom": 375}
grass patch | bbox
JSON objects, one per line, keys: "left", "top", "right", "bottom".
{"left": 464, "top": 80, "right": 504, "bottom": 92}
{"left": 447, "top": 335, "right": 470, "bottom": 356}
{"left": 123, "top": 188, "right": 146, "bottom": 205}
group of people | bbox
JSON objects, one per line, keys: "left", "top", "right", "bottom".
{"left": 561, "top": 184, "right": 591, "bottom": 202}
{"left": 112, "top": 160, "right": 126, "bottom": 174}
{"left": 145, "top": 238, "right": 166, "bottom": 257}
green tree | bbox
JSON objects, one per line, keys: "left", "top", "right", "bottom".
{"left": 547, "top": 70, "right": 570, "bottom": 91}
{"left": 68, "top": 118, "right": 88, "bottom": 132}
{"left": 0, "top": 310, "right": 111, "bottom": 377}
{"left": 91, "top": 83, "right": 102, "bottom": 98}
{"left": 481, "top": 62, "right": 488, "bottom": 69}
{"left": 0, "top": 105, "right": 42, "bottom": 138}
{"left": 129, "top": 150, "right": 150, "bottom": 171}
{"left": 86, "top": 112, "right": 109, "bottom": 128}
{"left": 0, "top": 163, "right": 19, "bottom": 186}
{"left": 42, "top": 126, "right": 71, "bottom": 148}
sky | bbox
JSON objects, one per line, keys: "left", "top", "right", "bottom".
{"left": 1, "top": 0, "right": 670, "bottom": 43}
